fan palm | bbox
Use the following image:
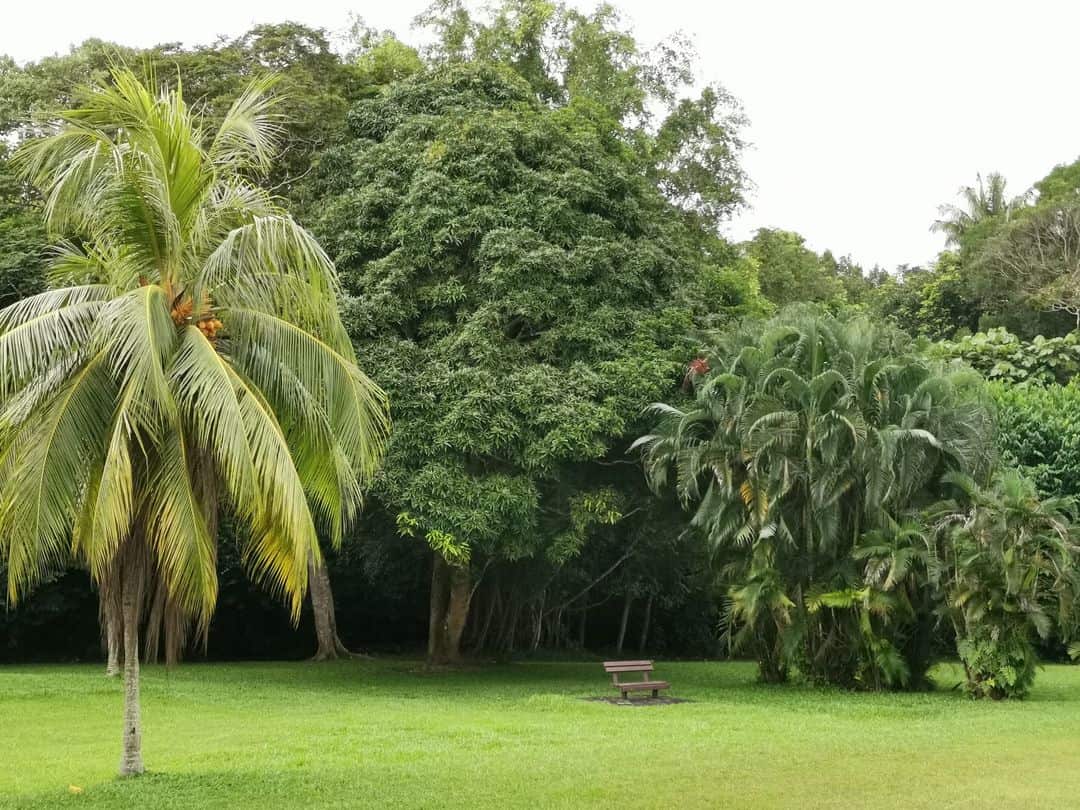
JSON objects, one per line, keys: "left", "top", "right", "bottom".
{"left": 0, "top": 69, "right": 389, "bottom": 775}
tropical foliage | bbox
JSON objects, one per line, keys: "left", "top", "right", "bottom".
{"left": 0, "top": 69, "right": 388, "bottom": 772}
{"left": 930, "top": 328, "right": 1080, "bottom": 386}
{"left": 0, "top": 1, "right": 1079, "bottom": 718}
{"left": 636, "top": 309, "right": 996, "bottom": 688}
{"left": 926, "top": 471, "right": 1079, "bottom": 699}
{"left": 992, "top": 381, "right": 1080, "bottom": 498}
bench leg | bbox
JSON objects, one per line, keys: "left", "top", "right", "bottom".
{"left": 621, "top": 691, "right": 628, "bottom": 700}
{"left": 652, "top": 689, "right": 658, "bottom": 698}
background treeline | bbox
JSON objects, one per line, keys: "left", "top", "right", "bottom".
{"left": 2, "top": 3, "right": 1080, "bottom": 680}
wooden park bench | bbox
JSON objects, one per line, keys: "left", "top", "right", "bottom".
{"left": 603, "top": 660, "right": 670, "bottom": 699}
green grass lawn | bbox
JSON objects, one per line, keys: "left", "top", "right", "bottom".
{"left": 2, "top": 658, "right": 1079, "bottom": 808}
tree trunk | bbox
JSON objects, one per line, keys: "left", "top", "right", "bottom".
{"left": 499, "top": 596, "right": 522, "bottom": 653}
{"left": 119, "top": 544, "right": 145, "bottom": 777}
{"left": 106, "top": 611, "right": 123, "bottom": 677}
{"left": 638, "top": 594, "right": 654, "bottom": 652}
{"left": 443, "top": 563, "right": 472, "bottom": 664}
{"left": 427, "top": 553, "right": 451, "bottom": 664}
{"left": 100, "top": 564, "right": 123, "bottom": 677}
{"left": 531, "top": 590, "right": 546, "bottom": 651}
{"left": 309, "top": 551, "right": 350, "bottom": 661}
{"left": 475, "top": 586, "right": 500, "bottom": 652}
{"left": 616, "top": 592, "right": 633, "bottom": 654}
{"left": 578, "top": 607, "right": 587, "bottom": 650}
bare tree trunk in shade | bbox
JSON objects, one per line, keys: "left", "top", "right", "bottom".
{"left": 427, "top": 554, "right": 451, "bottom": 664}
{"left": 427, "top": 554, "right": 473, "bottom": 664}
{"left": 616, "top": 592, "right": 633, "bottom": 654}
{"left": 443, "top": 563, "right": 472, "bottom": 664}
{"left": 475, "top": 586, "right": 500, "bottom": 651}
{"left": 531, "top": 590, "right": 546, "bottom": 651}
{"left": 119, "top": 542, "right": 145, "bottom": 777}
{"left": 505, "top": 600, "right": 521, "bottom": 652}
{"left": 638, "top": 594, "right": 654, "bottom": 652}
{"left": 309, "top": 550, "right": 351, "bottom": 661}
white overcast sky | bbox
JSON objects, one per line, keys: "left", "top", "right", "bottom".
{"left": 2, "top": 0, "right": 1077, "bottom": 270}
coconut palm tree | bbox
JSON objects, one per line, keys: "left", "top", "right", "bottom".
{"left": 0, "top": 69, "right": 389, "bottom": 775}
{"left": 932, "top": 171, "right": 1028, "bottom": 247}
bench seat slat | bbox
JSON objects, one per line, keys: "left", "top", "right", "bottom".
{"left": 603, "top": 660, "right": 651, "bottom": 667}
{"left": 613, "top": 680, "right": 670, "bottom": 691}
{"left": 606, "top": 666, "right": 653, "bottom": 674}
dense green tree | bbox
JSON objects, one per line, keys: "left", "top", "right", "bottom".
{"left": 743, "top": 229, "right": 847, "bottom": 309}
{"left": 0, "top": 145, "right": 47, "bottom": 308}
{"left": 155, "top": 23, "right": 358, "bottom": 205}
{"left": 0, "top": 24, "right": 370, "bottom": 209}
{"left": 0, "top": 70, "right": 388, "bottom": 772}
{"left": 416, "top": 0, "right": 749, "bottom": 230}
{"left": 1033, "top": 155, "right": 1080, "bottom": 206}
{"left": 972, "top": 204, "right": 1080, "bottom": 331}
{"left": 0, "top": 41, "right": 134, "bottom": 137}
{"left": 938, "top": 166, "right": 1080, "bottom": 339}
{"left": 863, "top": 253, "right": 981, "bottom": 342}
{"left": 312, "top": 62, "right": 756, "bottom": 663}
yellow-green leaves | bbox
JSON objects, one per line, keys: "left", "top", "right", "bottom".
{"left": 1, "top": 68, "right": 390, "bottom": 629}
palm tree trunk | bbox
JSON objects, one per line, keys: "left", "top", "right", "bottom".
{"left": 119, "top": 545, "right": 145, "bottom": 777}
{"left": 309, "top": 551, "right": 350, "bottom": 661}
{"left": 100, "top": 561, "right": 123, "bottom": 677}
{"left": 107, "top": 611, "right": 123, "bottom": 677}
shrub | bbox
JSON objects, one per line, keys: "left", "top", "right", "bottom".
{"left": 957, "top": 624, "right": 1037, "bottom": 700}
{"left": 930, "top": 328, "right": 1080, "bottom": 386}
{"left": 991, "top": 381, "right": 1080, "bottom": 499}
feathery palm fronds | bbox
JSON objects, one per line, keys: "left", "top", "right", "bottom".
{"left": 637, "top": 309, "right": 996, "bottom": 687}
{"left": 0, "top": 68, "right": 389, "bottom": 774}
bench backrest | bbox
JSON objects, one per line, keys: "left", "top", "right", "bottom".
{"left": 603, "top": 660, "right": 653, "bottom": 675}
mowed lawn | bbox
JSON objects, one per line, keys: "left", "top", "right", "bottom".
{"left": 2, "top": 659, "right": 1079, "bottom": 809}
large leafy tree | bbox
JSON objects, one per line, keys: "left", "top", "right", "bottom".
{"left": 924, "top": 170, "right": 1079, "bottom": 339}
{"left": 0, "top": 70, "right": 387, "bottom": 774}
{"left": 636, "top": 309, "right": 995, "bottom": 687}
{"left": 742, "top": 228, "right": 847, "bottom": 310}
{"left": 416, "top": 0, "right": 749, "bottom": 230}
{"left": 972, "top": 204, "right": 1080, "bottom": 332}
{"left": 865, "top": 253, "right": 982, "bottom": 341}
{"left": 313, "top": 62, "right": 755, "bottom": 663}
